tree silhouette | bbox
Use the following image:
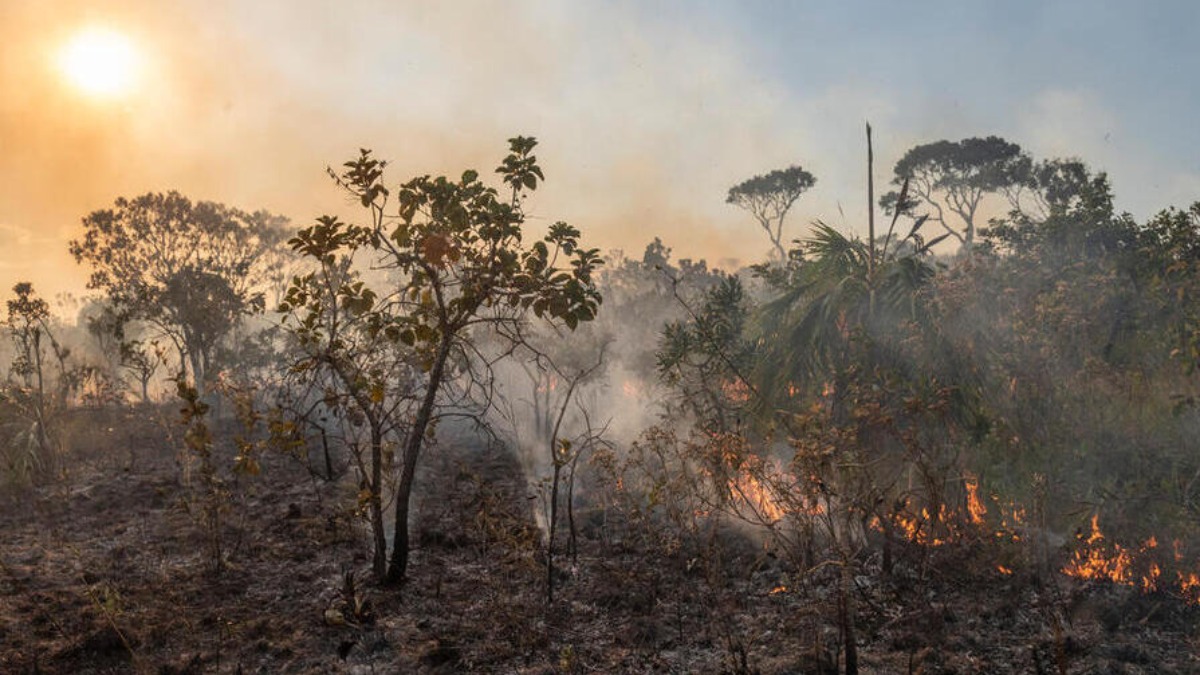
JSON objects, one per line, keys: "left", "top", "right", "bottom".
{"left": 881, "top": 136, "right": 1028, "bottom": 251}
{"left": 70, "top": 192, "right": 290, "bottom": 390}
{"left": 727, "top": 165, "right": 816, "bottom": 261}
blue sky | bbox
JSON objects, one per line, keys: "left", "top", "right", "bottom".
{"left": 1, "top": 1, "right": 1198, "bottom": 302}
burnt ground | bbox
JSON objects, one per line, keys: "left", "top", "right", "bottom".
{"left": 1, "top": 414, "right": 1198, "bottom": 674}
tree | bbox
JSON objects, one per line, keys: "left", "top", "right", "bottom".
{"left": 986, "top": 157, "right": 1124, "bottom": 259}
{"left": 727, "top": 165, "right": 817, "bottom": 261}
{"left": 69, "top": 192, "right": 290, "bottom": 390}
{"left": 657, "top": 275, "right": 754, "bottom": 432}
{"left": 279, "top": 246, "right": 414, "bottom": 578}
{"left": 6, "top": 283, "right": 57, "bottom": 461}
{"left": 2, "top": 283, "right": 86, "bottom": 477}
{"left": 282, "top": 136, "right": 603, "bottom": 583}
{"left": 881, "top": 136, "right": 1028, "bottom": 251}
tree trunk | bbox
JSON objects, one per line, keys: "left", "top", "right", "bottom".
{"left": 32, "top": 331, "right": 51, "bottom": 459}
{"left": 387, "top": 336, "right": 453, "bottom": 584}
{"left": 321, "top": 427, "right": 335, "bottom": 481}
{"left": 840, "top": 559, "right": 859, "bottom": 675}
{"left": 546, "top": 455, "right": 561, "bottom": 603}
{"left": 369, "top": 424, "right": 387, "bottom": 579}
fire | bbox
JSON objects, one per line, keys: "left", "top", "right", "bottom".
{"left": 729, "top": 471, "right": 786, "bottom": 523}
{"left": 1061, "top": 514, "right": 1199, "bottom": 604}
{"left": 769, "top": 585, "right": 788, "bottom": 595}
{"left": 1179, "top": 572, "right": 1200, "bottom": 604}
{"left": 965, "top": 476, "right": 987, "bottom": 526}
{"left": 1143, "top": 562, "right": 1162, "bottom": 593}
{"left": 871, "top": 477, "right": 1051, "bottom": 555}
{"left": 1061, "top": 515, "right": 1134, "bottom": 585}
{"left": 997, "top": 565, "right": 1013, "bottom": 575}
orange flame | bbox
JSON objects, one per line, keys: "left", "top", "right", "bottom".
{"left": 966, "top": 476, "right": 987, "bottom": 526}
{"left": 1179, "top": 572, "right": 1200, "bottom": 604}
{"left": 1061, "top": 514, "right": 1199, "bottom": 604}
{"left": 730, "top": 472, "right": 786, "bottom": 523}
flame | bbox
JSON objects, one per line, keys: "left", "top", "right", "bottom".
{"left": 730, "top": 472, "right": 786, "bottom": 523}
{"left": 1061, "top": 514, "right": 1199, "bottom": 604}
{"left": 871, "top": 479, "right": 1039, "bottom": 551}
{"left": 1143, "top": 562, "right": 1162, "bottom": 593}
{"left": 966, "top": 476, "right": 987, "bottom": 526}
{"left": 1179, "top": 572, "right": 1200, "bottom": 604}
{"left": 855, "top": 479, "right": 1200, "bottom": 607}
{"left": 769, "top": 585, "right": 788, "bottom": 595}
{"left": 885, "top": 503, "right": 957, "bottom": 547}
{"left": 1061, "top": 515, "right": 1134, "bottom": 585}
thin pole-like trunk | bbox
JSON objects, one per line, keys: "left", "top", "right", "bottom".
{"left": 866, "top": 122, "right": 878, "bottom": 320}
{"left": 840, "top": 559, "right": 859, "bottom": 675}
{"left": 387, "top": 336, "right": 454, "bottom": 584}
{"left": 547, "top": 455, "right": 562, "bottom": 603}
{"left": 32, "top": 331, "right": 51, "bottom": 458}
{"left": 368, "top": 424, "right": 387, "bottom": 578}
{"left": 867, "top": 122, "right": 875, "bottom": 278}
{"left": 566, "top": 452, "right": 580, "bottom": 562}
{"left": 321, "top": 427, "right": 335, "bottom": 481}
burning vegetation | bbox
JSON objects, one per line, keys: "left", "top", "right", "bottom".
{"left": 2, "top": 128, "right": 1200, "bottom": 674}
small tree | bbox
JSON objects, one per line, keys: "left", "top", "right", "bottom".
{"left": 283, "top": 136, "right": 603, "bottom": 583}
{"left": 2, "top": 283, "right": 85, "bottom": 479}
{"left": 726, "top": 166, "right": 816, "bottom": 261}
{"left": 280, "top": 249, "right": 413, "bottom": 578}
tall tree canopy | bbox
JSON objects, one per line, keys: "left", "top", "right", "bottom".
{"left": 881, "top": 136, "right": 1028, "bottom": 251}
{"left": 69, "top": 191, "right": 290, "bottom": 389}
{"left": 726, "top": 165, "right": 816, "bottom": 261}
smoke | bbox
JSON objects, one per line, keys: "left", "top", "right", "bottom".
{"left": 2, "top": 1, "right": 1196, "bottom": 314}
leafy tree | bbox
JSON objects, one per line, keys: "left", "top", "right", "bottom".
{"left": 881, "top": 136, "right": 1028, "bottom": 251}
{"left": 5, "top": 283, "right": 57, "bottom": 461}
{"left": 2, "top": 283, "right": 87, "bottom": 478}
{"left": 69, "top": 191, "right": 290, "bottom": 390}
{"left": 726, "top": 165, "right": 817, "bottom": 261}
{"left": 282, "top": 136, "right": 603, "bottom": 583}
{"left": 279, "top": 245, "right": 414, "bottom": 578}
{"left": 986, "top": 157, "right": 1125, "bottom": 259}
{"left": 657, "top": 275, "right": 754, "bottom": 432}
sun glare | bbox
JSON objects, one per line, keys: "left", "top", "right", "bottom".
{"left": 57, "top": 27, "right": 140, "bottom": 98}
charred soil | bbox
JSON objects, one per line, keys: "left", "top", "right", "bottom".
{"left": 1, "top": 418, "right": 1197, "bottom": 674}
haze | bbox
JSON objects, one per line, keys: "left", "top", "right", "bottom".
{"left": 2, "top": 0, "right": 1197, "bottom": 304}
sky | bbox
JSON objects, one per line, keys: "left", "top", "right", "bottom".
{"left": 1, "top": 0, "right": 1198, "bottom": 313}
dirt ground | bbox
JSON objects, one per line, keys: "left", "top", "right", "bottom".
{"left": 1, "top": 416, "right": 1198, "bottom": 674}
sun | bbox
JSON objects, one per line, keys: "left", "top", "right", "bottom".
{"left": 57, "top": 27, "right": 141, "bottom": 98}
